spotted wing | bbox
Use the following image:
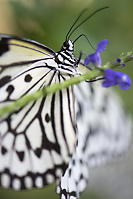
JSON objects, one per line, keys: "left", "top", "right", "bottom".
{"left": 0, "top": 33, "right": 55, "bottom": 88}
{"left": 0, "top": 68, "right": 76, "bottom": 190}
{"left": 75, "top": 82, "right": 131, "bottom": 168}
{"left": 57, "top": 81, "right": 131, "bottom": 199}
{"left": 0, "top": 35, "right": 76, "bottom": 190}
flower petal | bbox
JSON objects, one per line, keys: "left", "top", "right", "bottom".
{"left": 84, "top": 39, "right": 108, "bottom": 67}
{"left": 102, "top": 80, "right": 117, "bottom": 88}
{"left": 102, "top": 68, "right": 131, "bottom": 90}
{"left": 104, "top": 68, "right": 116, "bottom": 81}
{"left": 84, "top": 57, "right": 90, "bottom": 66}
{"left": 96, "top": 40, "right": 108, "bottom": 53}
{"left": 84, "top": 52, "right": 101, "bottom": 67}
{"left": 119, "top": 74, "right": 131, "bottom": 89}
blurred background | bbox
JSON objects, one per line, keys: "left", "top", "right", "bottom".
{"left": 0, "top": 0, "right": 133, "bottom": 199}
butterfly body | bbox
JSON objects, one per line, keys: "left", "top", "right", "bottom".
{"left": 54, "top": 40, "right": 78, "bottom": 76}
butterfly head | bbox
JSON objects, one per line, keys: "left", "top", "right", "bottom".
{"left": 55, "top": 40, "right": 79, "bottom": 75}
{"left": 62, "top": 40, "right": 74, "bottom": 52}
{"left": 56, "top": 39, "right": 76, "bottom": 65}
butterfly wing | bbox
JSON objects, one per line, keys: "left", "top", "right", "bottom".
{"left": 57, "top": 69, "right": 131, "bottom": 199}
{"left": 75, "top": 81, "right": 131, "bottom": 168}
{"left": 0, "top": 35, "right": 76, "bottom": 190}
{"left": 0, "top": 34, "right": 55, "bottom": 87}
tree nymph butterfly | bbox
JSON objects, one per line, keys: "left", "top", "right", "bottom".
{"left": 0, "top": 7, "right": 131, "bottom": 199}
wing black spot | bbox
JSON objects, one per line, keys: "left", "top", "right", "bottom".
{"left": 16, "top": 151, "right": 25, "bottom": 161}
{"left": 0, "top": 38, "right": 9, "bottom": 56}
{"left": 68, "top": 168, "right": 72, "bottom": 177}
{"left": 45, "top": 113, "right": 51, "bottom": 123}
{"left": 90, "top": 83, "right": 94, "bottom": 94}
{"left": 101, "top": 105, "right": 107, "bottom": 112}
{"left": 76, "top": 101, "right": 82, "bottom": 119}
{"left": 0, "top": 76, "right": 11, "bottom": 88}
{"left": 79, "top": 159, "right": 83, "bottom": 164}
{"left": 24, "top": 74, "right": 32, "bottom": 82}
{"left": 80, "top": 174, "right": 83, "bottom": 180}
{"left": 34, "top": 148, "right": 42, "bottom": 158}
{"left": 6, "top": 85, "right": 14, "bottom": 94}
{"left": 101, "top": 94, "right": 109, "bottom": 112}
{"left": 1, "top": 146, "right": 8, "bottom": 155}
{"left": 72, "top": 159, "right": 75, "bottom": 165}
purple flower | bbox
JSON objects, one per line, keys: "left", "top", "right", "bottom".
{"left": 84, "top": 40, "right": 108, "bottom": 67}
{"left": 102, "top": 68, "right": 131, "bottom": 90}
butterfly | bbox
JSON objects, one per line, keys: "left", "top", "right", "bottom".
{"left": 0, "top": 8, "right": 131, "bottom": 199}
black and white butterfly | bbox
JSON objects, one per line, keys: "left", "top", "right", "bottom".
{"left": 0, "top": 8, "right": 131, "bottom": 199}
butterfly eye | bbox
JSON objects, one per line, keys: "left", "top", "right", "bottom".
{"left": 63, "top": 41, "right": 69, "bottom": 48}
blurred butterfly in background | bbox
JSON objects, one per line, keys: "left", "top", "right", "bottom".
{"left": 0, "top": 7, "right": 131, "bottom": 199}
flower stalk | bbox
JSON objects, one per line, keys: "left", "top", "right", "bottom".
{"left": 102, "top": 51, "right": 133, "bottom": 69}
{"left": 0, "top": 51, "right": 132, "bottom": 118}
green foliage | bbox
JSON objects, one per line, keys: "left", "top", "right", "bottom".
{"left": 8, "top": 0, "right": 133, "bottom": 114}
{"left": 0, "top": 1, "right": 133, "bottom": 199}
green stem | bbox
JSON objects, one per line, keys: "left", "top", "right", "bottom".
{"left": 102, "top": 51, "right": 133, "bottom": 69}
{"left": 0, "top": 70, "right": 101, "bottom": 117}
{"left": 0, "top": 51, "right": 132, "bottom": 118}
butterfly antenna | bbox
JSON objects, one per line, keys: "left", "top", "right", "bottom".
{"left": 73, "top": 34, "right": 95, "bottom": 50}
{"left": 68, "top": 6, "right": 109, "bottom": 40}
{"left": 65, "top": 8, "right": 88, "bottom": 41}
